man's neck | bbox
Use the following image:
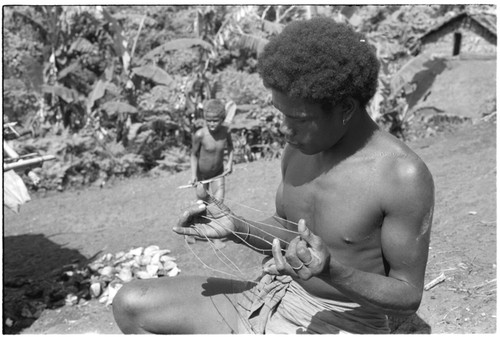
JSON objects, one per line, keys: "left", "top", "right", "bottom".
{"left": 331, "top": 109, "right": 378, "bottom": 157}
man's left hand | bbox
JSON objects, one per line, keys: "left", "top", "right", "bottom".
{"left": 264, "top": 219, "right": 330, "bottom": 280}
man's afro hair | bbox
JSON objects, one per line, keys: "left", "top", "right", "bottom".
{"left": 258, "top": 17, "right": 380, "bottom": 107}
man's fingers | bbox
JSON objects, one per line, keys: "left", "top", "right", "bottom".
{"left": 285, "top": 237, "right": 304, "bottom": 270}
{"left": 262, "top": 257, "right": 279, "bottom": 275}
{"left": 297, "top": 219, "right": 311, "bottom": 239}
{"left": 172, "top": 226, "right": 196, "bottom": 236}
{"left": 177, "top": 203, "right": 206, "bottom": 227}
{"left": 296, "top": 239, "right": 314, "bottom": 265}
{"left": 172, "top": 224, "right": 210, "bottom": 239}
{"left": 271, "top": 238, "right": 287, "bottom": 270}
{"left": 298, "top": 219, "right": 321, "bottom": 248}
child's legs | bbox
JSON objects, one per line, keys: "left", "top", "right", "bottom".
{"left": 113, "top": 275, "right": 252, "bottom": 334}
{"left": 210, "top": 176, "right": 225, "bottom": 201}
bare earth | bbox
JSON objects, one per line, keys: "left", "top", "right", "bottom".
{"left": 3, "top": 117, "right": 496, "bottom": 334}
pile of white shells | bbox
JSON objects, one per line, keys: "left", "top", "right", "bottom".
{"left": 87, "top": 245, "right": 180, "bottom": 306}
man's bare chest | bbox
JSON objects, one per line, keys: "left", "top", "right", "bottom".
{"left": 281, "top": 162, "right": 383, "bottom": 247}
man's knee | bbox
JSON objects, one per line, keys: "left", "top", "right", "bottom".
{"left": 112, "top": 282, "right": 148, "bottom": 332}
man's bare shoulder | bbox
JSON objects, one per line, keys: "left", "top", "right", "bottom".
{"left": 377, "top": 135, "right": 432, "bottom": 186}
{"left": 368, "top": 134, "right": 434, "bottom": 212}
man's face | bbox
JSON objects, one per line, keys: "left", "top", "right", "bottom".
{"left": 204, "top": 112, "right": 223, "bottom": 131}
{"left": 271, "top": 89, "right": 345, "bottom": 155}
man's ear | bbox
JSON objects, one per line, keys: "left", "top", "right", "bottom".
{"left": 341, "top": 97, "right": 358, "bottom": 125}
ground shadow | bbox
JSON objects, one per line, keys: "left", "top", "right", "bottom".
{"left": 388, "top": 314, "right": 431, "bottom": 334}
{"left": 3, "top": 233, "right": 93, "bottom": 334}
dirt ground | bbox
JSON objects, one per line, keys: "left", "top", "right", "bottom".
{"left": 3, "top": 117, "right": 496, "bottom": 334}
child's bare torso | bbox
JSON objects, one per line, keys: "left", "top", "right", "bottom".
{"left": 277, "top": 131, "right": 421, "bottom": 301}
{"left": 197, "top": 126, "right": 229, "bottom": 179}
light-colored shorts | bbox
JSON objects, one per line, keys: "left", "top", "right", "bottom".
{"left": 236, "top": 274, "right": 390, "bottom": 334}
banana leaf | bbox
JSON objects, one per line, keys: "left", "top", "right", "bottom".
{"left": 87, "top": 81, "right": 106, "bottom": 114}
{"left": 101, "top": 101, "right": 138, "bottom": 117}
{"left": 140, "top": 38, "right": 212, "bottom": 62}
{"left": 224, "top": 100, "right": 237, "bottom": 124}
{"left": 132, "top": 65, "right": 173, "bottom": 86}
{"left": 237, "top": 34, "right": 269, "bottom": 55}
{"left": 42, "top": 84, "right": 80, "bottom": 103}
{"left": 57, "top": 62, "right": 82, "bottom": 80}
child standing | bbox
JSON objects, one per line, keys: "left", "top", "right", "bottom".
{"left": 188, "top": 99, "right": 234, "bottom": 247}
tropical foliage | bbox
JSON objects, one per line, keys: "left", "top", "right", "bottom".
{"left": 3, "top": 4, "right": 492, "bottom": 190}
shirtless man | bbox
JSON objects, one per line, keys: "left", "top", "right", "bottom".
{"left": 186, "top": 99, "right": 234, "bottom": 247}
{"left": 113, "top": 18, "right": 434, "bottom": 334}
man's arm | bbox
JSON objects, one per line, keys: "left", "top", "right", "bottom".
{"left": 318, "top": 158, "right": 435, "bottom": 315}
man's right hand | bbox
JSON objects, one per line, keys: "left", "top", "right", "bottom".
{"left": 173, "top": 185, "right": 237, "bottom": 240}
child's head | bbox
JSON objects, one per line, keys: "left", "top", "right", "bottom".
{"left": 203, "top": 99, "right": 225, "bottom": 130}
{"left": 257, "top": 18, "right": 380, "bottom": 108}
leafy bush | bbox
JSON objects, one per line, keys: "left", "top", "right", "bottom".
{"left": 15, "top": 130, "right": 145, "bottom": 190}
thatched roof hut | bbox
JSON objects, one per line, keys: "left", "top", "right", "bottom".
{"left": 415, "top": 12, "right": 496, "bottom": 58}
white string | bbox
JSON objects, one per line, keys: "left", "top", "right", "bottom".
{"left": 182, "top": 189, "right": 302, "bottom": 279}
{"left": 217, "top": 195, "right": 301, "bottom": 229}
{"left": 183, "top": 236, "right": 244, "bottom": 279}
{"left": 200, "top": 198, "right": 300, "bottom": 238}
{"left": 201, "top": 214, "right": 288, "bottom": 251}
{"left": 184, "top": 222, "right": 263, "bottom": 280}
{"left": 191, "top": 225, "right": 245, "bottom": 276}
